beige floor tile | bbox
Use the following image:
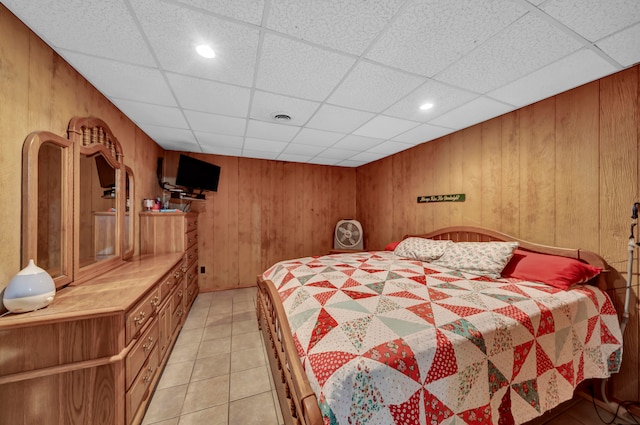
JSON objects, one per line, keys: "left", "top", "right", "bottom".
{"left": 167, "top": 342, "right": 200, "bottom": 364}
{"left": 182, "top": 312, "right": 208, "bottom": 330}
{"left": 232, "top": 310, "right": 255, "bottom": 322}
{"left": 228, "top": 391, "right": 278, "bottom": 425}
{"left": 230, "top": 347, "right": 265, "bottom": 373}
{"left": 231, "top": 331, "right": 263, "bottom": 352}
{"left": 157, "top": 361, "right": 195, "bottom": 389}
{"left": 192, "top": 352, "right": 230, "bottom": 381}
{"left": 233, "top": 300, "right": 255, "bottom": 313}
{"left": 144, "top": 418, "right": 179, "bottom": 425}
{"left": 142, "top": 384, "right": 188, "bottom": 424}
{"left": 176, "top": 328, "right": 204, "bottom": 346}
{"left": 181, "top": 375, "right": 230, "bottom": 415}
{"left": 229, "top": 365, "right": 271, "bottom": 401}
{"left": 178, "top": 404, "right": 228, "bottom": 425}
{"left": 197, "top": 337, "right": 231, "bottom": 359}
{"left": 272, "top": 390, "right": 284, "bottom": 425}
{"left": 210, "top": 299, "right": 233, "bottom": 315}
{"left": 232, "top": 318, "right": 259, "bottom": 335}
{"left": 203, "top": 323, "right": 232, "bottom": 341}
{"left": 206, "top": 312, "right": 233, "bottom": 327}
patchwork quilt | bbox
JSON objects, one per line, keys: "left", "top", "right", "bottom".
{"left": 263, "top": 251, "right": 623, "bottom": 425}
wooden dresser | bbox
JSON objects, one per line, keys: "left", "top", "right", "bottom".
{"left": 0, "top": 252, "right": 194, "bottom": 425}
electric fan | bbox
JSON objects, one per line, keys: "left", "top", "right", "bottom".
{"left": 334, "top": 219, "right": 364, "bottom": 250}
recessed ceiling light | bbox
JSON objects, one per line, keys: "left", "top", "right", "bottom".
{"left": 196, "top": 44, "right": 215, "bottom": 59}
{"left": 419, "top": 103, "right": 434, "bottom": 111}
{"left": 270, "top": 112, "right": 293, "bottom": 122}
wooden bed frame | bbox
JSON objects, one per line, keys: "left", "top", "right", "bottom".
{"left": 256, "top": 226, "right": 612, "bottom": 425}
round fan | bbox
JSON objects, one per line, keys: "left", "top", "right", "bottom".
{"left": 334, "top": 219, "right": 364, "bottom": 250}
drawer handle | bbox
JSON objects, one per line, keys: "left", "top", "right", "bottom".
{"left": 143, "top": 336, "right": 154, "bottom": 352}
{"left": 174, "top": 271, "right": 181, "bottom": 279}
{"left": 188, "top": 273, "right": 194, "bottom": 280}
{"left": 188, "top": 289, "right": 194, "bottom": 296}
{"left": 181, "top": 266, "right": 187, "bottom": 273}
{"left": 151, "top": 295, "right": 160, "bottom": 308}
{"left": 143, "top": 366, "right": 154, "bottom": 384}
{"left": 177, "top": 289, "right": 183, "bottom": 298}
{"left": 134, "top": 311, "right": 146, "bottom": 326}
{"left": 176, "top": 308, "right": 183, "bottom": 318}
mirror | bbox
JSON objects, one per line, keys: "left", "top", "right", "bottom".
{"left": 23, "top": 117, "right": 130, "bottom": 287}
{"left": 22, "top": 133, "right": 73, "bottom": 288}
{"left": 79, "top": 151, "right": 118, "bottom": 267}
{"left": 123, "top": 166, "right": 135, "bottom": 260}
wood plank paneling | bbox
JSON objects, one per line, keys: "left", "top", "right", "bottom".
{"left": 481, "top": 118, "right": 502, "bottom": 229}
{"left": 555, "top": 82, "right": 600, "bottom": 252}
{"left": 500, "top": 111, "right": 520, "bottom": 235}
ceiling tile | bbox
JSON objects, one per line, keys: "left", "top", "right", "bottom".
{"left": 59, "top": 51, "right": 176, "bottom": 106}
{"left": 281, "top": 143, "right": 326, "bottom": 156}
{"left": 331, "top": 135, "right": 385, "bottom": 151}
{"left": 242, "top": 149, "right": 282, "bottom": 160}
{"left": 244, "top": 138, "right": 288, "bottom": 153}
{"left": 365, "top": 0, "right": 526, "bottom": 76}
{"left": 436, "top": 13, "right": 583, "bottom": 93}
{"left": 306, "top": 105, "right": 376, "bottom": 134}
{"left": 596, "top": 23, "right": 640, "bottom": 67}
{"left": 112, "top": 99, "right": 189, "bottom": 128}
{"left": 141, "top": 125, "right": 198, "bottom": 149}
{"left": 129, "top": 0, "right": 260, "bottom": 86}
{"left": 174, "top": 0, "right": 265, "bottom": 25}
{"left": 202, "top": 145, "right": 243, "bottom": 156}
{"left": 267, "top": 0, "right": 404, "bottom": 55}
{"left": 367, "top": 140, "right": 414, "bottom": 155}
{"left": 348, "top": 151, "right": 388, "bottom": 163}
{"left": 256, "top": 33, "right": 355, "bottom": 101}
{"left": 328, "top": 62, "right": 425, "bottom": 112}
{"left": 195, "top": 132, "right": 244, "bottom": 148}
{"left": 246, "top": 120, "right": 300, "bottom": 142}
{"left": 540, "top": 0, "right": 640, "bottom": 42}
{"left": 317, "top": 147, "right": 359, "bottom": 160}
{"left": 337, "top": 159, "right": 368, "bottom": 167}
{"left": 2, "top": 0, "right": 156, "bottom": 66}
{"left": 185, "top": 111, "right": 247, "bottom": 135}
{"left": 428, "top": 97, "right": 514, "bottom": 130}
{"left": 167, "top": 73, "right": 251, "bottom": 117}
{"left": 392, "top": 124, "right": 454, "bottom": 144}
{"left": 353, "top": 115, "right": 419, "bottom": 139}
{"left": 277, "top": 153, "right": 313, "bottom": 163}
{"left": 308, "top": 157, "right": 342, "bottom": 166}
{"left": 291, "top": 128, "right": 345, "bottom": 147}
{"left": 383, "top": 80, "right": 477, "bottom": 122}
{"left": 250, "top": 91, "right": 320, "bottom": 126}
{"left": 488, "top": 49, "right": 618, "bottom": 107}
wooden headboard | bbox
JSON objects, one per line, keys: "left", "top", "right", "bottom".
{"left": 405, "top": 226, "right": 609, "bottom": 291}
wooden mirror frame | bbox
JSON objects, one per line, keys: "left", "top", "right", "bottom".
{"left": 22, "top": 117, "right": 130, "bottom": 288}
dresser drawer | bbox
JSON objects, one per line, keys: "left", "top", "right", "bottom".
{"left": 126, "top": 288, "right": 160, "bottom": 344}
{"left": 185, "top": 260, "right": 198, "bottom": 285}
{"left": 159, "top": 262, "right": 184, "bottom": 302}
{"left": 172, "top": 287, "right": 186, "bottom": 333}
{"left": 126, "top": 319, "right": 159, "bottom": 389}
{"left": 185, "top": 243, "right": 198, "bottom": 268}
{"left": 185, "top": 214, "right": 198, "bottom": 232}
{"left": 126, "top": 345, "right": 159, "bottom": 425}
{"left": 184, "top": 229, "right": 197, "bottom": 249}
{"left": 186, "top": 276, "right": 198, "bottom": 308}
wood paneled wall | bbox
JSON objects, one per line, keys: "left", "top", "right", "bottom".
{"left": 357, "top": 66, "right": 640, "bottom": 402}
{"left": 0, "top": 5, "right": 164, "bottom": 289}
{"left": 163, "top": 152, "right": 356, "bottom": 291}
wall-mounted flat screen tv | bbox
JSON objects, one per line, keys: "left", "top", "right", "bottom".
{"left": 175, "top": 154, "right": 221, "bottom": 193}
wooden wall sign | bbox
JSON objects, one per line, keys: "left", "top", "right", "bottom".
{"left": 417, "top": 193, "right": 466, "bottom": 203}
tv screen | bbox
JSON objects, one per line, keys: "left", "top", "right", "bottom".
{"left": 175, "top": 154, "right": 221, "bottom": 192}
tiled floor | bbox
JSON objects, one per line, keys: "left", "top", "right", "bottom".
{"left": 143, "top": 287, "right": 626, "bottom": 425}
{"left": 142, "top": 287, "right": 283, "bottom": 425}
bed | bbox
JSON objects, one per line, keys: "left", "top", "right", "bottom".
{"left": 256, "top": 226, "right": 623, "bottom": 425}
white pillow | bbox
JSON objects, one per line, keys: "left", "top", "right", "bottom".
{"left": 393, "top": 237, "right": 453, "bottom": 262}
{"left": 432, "top": 241, "right": 519, "bottom": 279}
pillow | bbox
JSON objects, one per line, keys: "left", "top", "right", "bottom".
{"left": 501, "top": 249, "right": 602, "bottom": 290}
{"left": 393, "top": 237, "right": 453, "bottom": 262}
{"left": 384, "top": 241, "right": 401, "bottom": 251}
{"left": 432, "top": 241, "right": 519, "bottom": 279}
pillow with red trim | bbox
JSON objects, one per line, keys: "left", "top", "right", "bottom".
{"left": 393, "top": 237, "right": 453, "bottom": 261}
{"left": 501, "top": 249, "right": 602, "bottom": 290}
{"left": 384, "top": 241, "right": 401, "bottom": 251}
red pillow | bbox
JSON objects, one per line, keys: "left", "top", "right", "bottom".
{"left": 384, "top": 241, "right": 401, "bottom": 251}
{"left": 501, "top": 249, "right": 602, "bottom": 290}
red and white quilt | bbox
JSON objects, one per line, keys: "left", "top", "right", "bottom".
{"left": 263, "top": 251, "right": 622, "bottom": 425}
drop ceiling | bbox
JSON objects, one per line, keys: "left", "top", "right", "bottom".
{"left": 3, "top": 0, "right": 639, "bottom": 167}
